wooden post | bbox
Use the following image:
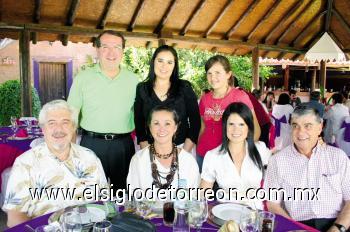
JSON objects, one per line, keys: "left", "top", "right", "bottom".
{"left": 252, "top": 47, "right": 259, "bottom": 90}
{"left": 320, "top": 60, "right": 326, "bottom": 97}
{"left": 283, "top": 65, "right": 289, "bottom": 91}
{"left": 311, "top": 67, "right": 316, "bottom": 91}
{"left": 19, "top": 30, "right": 32, "bottom": 116}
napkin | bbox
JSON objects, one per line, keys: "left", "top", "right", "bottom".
{"left": 16, "top": 128, "right": 28, "bottom": 138}
{"left": 15, "top": 119, "right": 24, "bottom": 126}
{"left": 218, "top": 220, "right": 240, "bottom": 232}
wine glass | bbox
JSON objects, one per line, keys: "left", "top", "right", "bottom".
{"left": 188, "top": 198, "right": 208, "bottom": 231}
{"left": 92, "top": 220, "right": 112, "bottom": 232}
{"left": 61, "top": 211, "right": 83, "bottom": 232}
{"left": 10, "top": 116, "right": 17, "bottom": 134}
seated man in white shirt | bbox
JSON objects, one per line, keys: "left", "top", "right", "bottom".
{"left": 2, "top": 100, "right": 108, "bottom": 227}
{"left": 264, "top": 104, "right": 350, "bottom": 232}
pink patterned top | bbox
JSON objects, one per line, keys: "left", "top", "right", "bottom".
{"left": 197, "top": 87, "right": 253, "bottom": 157}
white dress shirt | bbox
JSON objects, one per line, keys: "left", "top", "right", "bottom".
{"left": 201, "top": 141, "right": 271, "bottom": 209}
{"left": 264, "top": 143, "right": 350, "bottom": 221}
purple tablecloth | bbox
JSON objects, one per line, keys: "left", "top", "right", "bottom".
{"left": 0, "top": 126, "right": 37, "bottom": 152}
{"left": 5, "top": 205, "right": 318, "bottom": 232}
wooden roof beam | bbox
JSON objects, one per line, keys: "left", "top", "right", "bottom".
{"left": 328, "top": 30, "right": 344, "bottom": 50}
{"left": 61, "top": 0, "right": 80, "bottom": 46}
{"left": 264, "top": 0, "right": 308, "bottom": 44}
{"left": 31, "top": 0, "right": 42, "bottom": 44}
{"left": 204, "top": 0, "right": 234, "bottom": 38}
{"left": 180, "top": 0, "right": 206, "bottom": 36}
{"left": 305, "top": 31, "right": 325, "bottom": 50}
{"left": 154, "top": 0, "right": 177, "bottom": 34}
{"left": 97, "top": 0, "right": 114, "bottom": 29}
{"left": 325, "top": 0, "right": 333, "bottom": 32}
{"left": 246, "top": 0, "right": 280, "bottom": 41}
{"left": 277, "top": 52, "right": 286, "bottom": 60}
{"left": 224, "top": 0, "right": 260, "bottom": 39}
{"left": 278, "top": 10, "right": 327, "bottom": 45}
{"left": 332, "top": 8, "right": 350, "bottom": 35}
{"left": 127, "top": 0, "right": 146, "bottom": 32}
{"left": 0, "top": 22, "right": 306, "bottom": 54}
{"left": 292, "top": 11, "right": 327, "bottom": 47}
{"left": 145, "top": 41, "right": 152, "bottom": 49}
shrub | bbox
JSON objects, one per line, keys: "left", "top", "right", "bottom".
{"left": 0, "top": 80, "right": 41, "bottom": 126}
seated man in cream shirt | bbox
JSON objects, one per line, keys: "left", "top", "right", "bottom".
{"left": 2, "top": 100, "right": 108, "bottom": 227}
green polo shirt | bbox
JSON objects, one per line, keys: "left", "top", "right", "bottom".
{"left": 68, "top": 63, "right": 139, "bottom": 133}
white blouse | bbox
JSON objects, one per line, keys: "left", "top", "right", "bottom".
{"left": 127, "top": 146, "right": 200, "bottom": 193}
{"left": 201, "top": 141, "right": 271, "bottom": 209}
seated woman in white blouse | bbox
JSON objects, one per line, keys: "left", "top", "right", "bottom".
{"left": 127, "top": 105, "right": 200, "bottom": 199}
{"left": 200, "top": 102, "right": 271, "bottom": 209}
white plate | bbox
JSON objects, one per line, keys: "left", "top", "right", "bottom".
{"left": 211, "top": 203, "right": 252, "bottom": 224}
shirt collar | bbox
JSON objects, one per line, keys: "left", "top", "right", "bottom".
{"left": 291, "top": 141, "right": 321, "bottom": 159}
{"left": 43, "top": 142, "right": 75, "bottom": 163}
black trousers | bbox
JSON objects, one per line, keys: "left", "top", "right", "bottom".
{"left": 299, "top": 218, "right": 338, "bottom": 232}
{"left": 80, "top": 134, "right": 135, "bottom": 191}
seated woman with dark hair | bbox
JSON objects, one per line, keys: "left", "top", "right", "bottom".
{"left": 271, "top": 93, "right": 294, "bottom": 151}
{"left": 200, "top": 102, "right": 271, "bottom": 209}
{"left": 127, "top": 105, "right": 200, "bottom": 195}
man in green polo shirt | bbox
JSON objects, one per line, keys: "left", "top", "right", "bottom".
{"left": 68, "top": 30, "right": 138, "bottom": 192}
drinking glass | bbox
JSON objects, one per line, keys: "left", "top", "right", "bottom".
{"left": 124, "top": 193, "right": 135, "bottom": 212}
{"left": 163, "top": 201, "right": 175, "bottom": 226}
{"left": 240, "top": 213, "right": 258, "bottom": 232}
{"left": 92, "top": 220, "right": 112, "bottom": 232}
{"left": 258, "top": 211, "right": 275, "bottom": 232}
{"left": 188, "top": 198, "right": 208, "bottom": 231}
{"left": 10, "top": 116, "right": 17, "bottom": 134}
{"left": 103, "top": 201, "right": 119, "bottom": 219}
{"left": 173, "top": 201, "right": 190, "bottom": 232}
{"left": 61, "top": 211, "right": 83, "bottom": 232}
{"left": 26, "top": 119, "right": 32, "bottom": 134}
{"left": 135, "top": 200, "right": 152, "bottom": 217}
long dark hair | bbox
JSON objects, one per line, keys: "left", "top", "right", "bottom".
{"left": 145, "top": 45, "right": 181, "bottom": 97}
{"left": 220, "top": 102, "right": 264, "bottom": 171}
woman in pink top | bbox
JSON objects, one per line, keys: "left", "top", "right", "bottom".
{"left": 196, "top": 55, "right": 261, "bottom": 171}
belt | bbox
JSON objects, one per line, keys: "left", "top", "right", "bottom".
{"left": 82, "top": 129, "right": 131, "bottom": 140}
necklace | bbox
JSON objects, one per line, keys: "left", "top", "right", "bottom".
{"left": 150, "top": 143, "right": 178, "bottom": 189}
{"left": 150, "top": 143, "right": 176, "bottom": 159}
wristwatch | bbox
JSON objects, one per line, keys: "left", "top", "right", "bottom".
{"left": 334, "top": 223, "right": 346, "bottom": 232}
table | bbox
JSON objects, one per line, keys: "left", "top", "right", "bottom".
{"left": 5, "top": 204, "right": 318, "bottom": 232}
{"left": 0, "top": 126, "right": 41, "bottom": 192}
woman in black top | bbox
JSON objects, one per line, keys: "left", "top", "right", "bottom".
{"left": 134, "top": 45, "right": 200, "bottom": 152}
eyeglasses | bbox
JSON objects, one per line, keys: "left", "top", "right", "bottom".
{"left": 99, "top": 44, "right": 123, "bottom": 51}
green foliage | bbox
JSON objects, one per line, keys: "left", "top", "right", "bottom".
{"left": 111, "top": 47, "right": 275, "bottom": 96}
{"left": 0, "top": 80, "right": 41, "bottom": 126}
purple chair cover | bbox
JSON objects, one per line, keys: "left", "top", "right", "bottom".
{"left": 271, "top": 115, "right": 287, "bottom": 138}
{"left": 341, "top": 121, "right": 350, "bottom": 142}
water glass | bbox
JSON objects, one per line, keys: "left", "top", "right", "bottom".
{"left": 93, "top": 220, "right": 112, "bottom": 232}
{"left": 26, "top": 119, "right": 32, "bottom": 134}
{"left": 135, "top": 200, "right": 152, "bottom": 217}
{"left": 124, "top": 193, "right": 135, "bottom": 212}
{"left": 103, "top": 201, "right": 119, "bottom": 219}
{"left": 10, "top": 116, "right": 17, "bottom": 134}
{"left": 173, "top": 201, "right": 190, "bottom": 232}
{"left": 240, "top": 215, "right": 258, "bottom": 232}
{"left": 258, "top": 211, "right": 275, "bottom": 232}
{"left": 188, "top": 198, "right": 208, "bottom": 231}
{"left": 62, "top": 211, "right": 83, "bottom": 232}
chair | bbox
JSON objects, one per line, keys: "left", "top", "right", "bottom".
{"left": 336, "top": 116, "right": 350, "bottom": 157}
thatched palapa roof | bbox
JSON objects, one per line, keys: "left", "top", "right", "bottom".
{"left": 0, "top": 0, "right": 349, "bottom": 60}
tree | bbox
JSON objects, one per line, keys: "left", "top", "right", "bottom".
{"left": 0, "top": 80, "right": 41, "bottom": 126}
{"left": 82, "top": 46, "right": 275, "bottom": 96}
